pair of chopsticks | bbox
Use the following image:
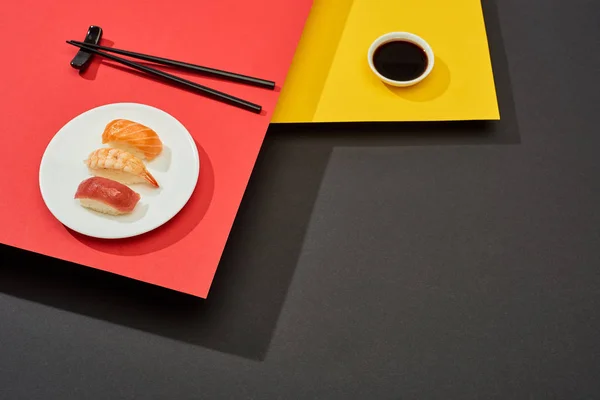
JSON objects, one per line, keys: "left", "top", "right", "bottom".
{"left": 67, "top": 40, "right": 275, "bottom": 114}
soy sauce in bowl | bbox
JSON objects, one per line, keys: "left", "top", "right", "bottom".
{"left": 368, "top": 32, "right": 434, "bottom": 87}
{"left": 372, "top": 40, "right": 429, "bottom": 82}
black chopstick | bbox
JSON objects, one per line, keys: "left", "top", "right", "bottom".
{"left": 69, "top": 40, "right": 276, "bottom": 90}
{"left": 67, "top": 41, "right": 262, "bottom": 114}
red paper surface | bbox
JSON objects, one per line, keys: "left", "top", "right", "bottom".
{"left": 0, "top": 0, "right": 313, "bottom": 297}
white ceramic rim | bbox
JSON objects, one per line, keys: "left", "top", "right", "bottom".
{"left": 367, "top": 32, "right": 435, "bottom": 87}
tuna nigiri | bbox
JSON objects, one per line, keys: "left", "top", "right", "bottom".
{"left": 102, "top": 119, "right": 163, "bottom": 161}
{"left": 85, "top": 148, "right": 159, "bottom": 188}
{"left": 75, "top": 177, "right": 141, "bottom": 215}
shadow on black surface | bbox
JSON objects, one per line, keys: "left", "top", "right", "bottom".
{"left": 0, "top": 135, "right": 327, "bottom": 361}
{"left": 0, "top": 0, "right": 518, "bottom": 362}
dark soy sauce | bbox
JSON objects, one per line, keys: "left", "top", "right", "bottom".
{"left": 373, "top": 40, "right": 428, "bottom": 81}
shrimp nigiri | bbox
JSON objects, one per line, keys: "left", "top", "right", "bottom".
{"left": 85, "top": 148, "right": 159, "bottom": 188}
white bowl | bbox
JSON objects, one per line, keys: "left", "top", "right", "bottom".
{"left": 367, "top": 32, "right": 435, "bottom": 87}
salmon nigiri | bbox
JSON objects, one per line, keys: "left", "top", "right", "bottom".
{"left": 85, "top": 148, "right": 159, "bottom": 188}
{"left": 75, "top": 177, "right": 141, "bottom": 215}
{"left": 102, "top": 119, "right": 163, "bottom": 161}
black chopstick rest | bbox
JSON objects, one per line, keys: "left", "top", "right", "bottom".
{"left": 70, "top": 26, "right": 102, "bottom": 70}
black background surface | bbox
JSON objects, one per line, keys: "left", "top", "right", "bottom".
{"left": 1, "top": 0, "right": 600, "bottom": 398}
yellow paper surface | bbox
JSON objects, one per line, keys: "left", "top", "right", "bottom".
{"left": 273, "top": 0, "right": 500, "bottom": 123}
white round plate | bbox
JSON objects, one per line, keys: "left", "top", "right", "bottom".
{"left": 39, "top": 103, "right": 200, "bottom": 239}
